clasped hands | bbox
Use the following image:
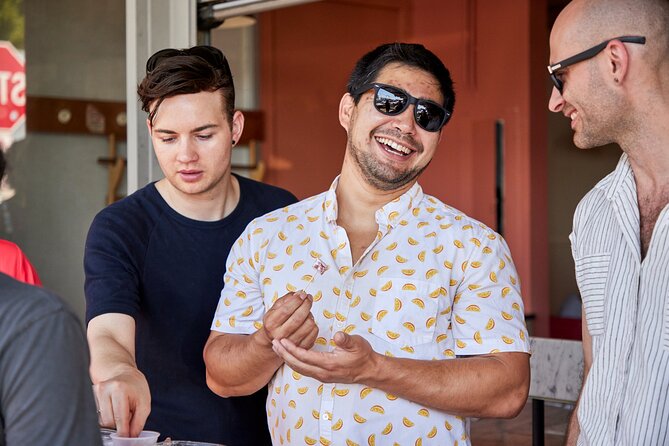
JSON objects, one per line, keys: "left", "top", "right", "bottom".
{"left": 261, "top": 291, "right": 377, "bottom": 384}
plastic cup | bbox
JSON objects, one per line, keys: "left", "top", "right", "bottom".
{"left": 158, "top": 442, "right": 223, "bottom": 445}
{"left": 110, "top": 430, "right": 160, "bottom": 446}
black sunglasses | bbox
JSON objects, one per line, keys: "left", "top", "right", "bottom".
{"left": 547, "top": 35, "right": 645, "bottom": 93}
{"left": 353, "top": 83, "right": 451, "bottom": 132}
{"left": 146, "top": 45, "right": 229, "bottom": 74}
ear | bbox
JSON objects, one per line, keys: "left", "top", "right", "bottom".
{"left": 605, "top": 39, "right": 630, "bottom": 85}
{"left": 231, "top": 110, "right": 245, "bottom": 145}
{"left": 339, "top": 93, "right": 355, "bottom": 132}
{"left": 146, "top": 118, "right": 152, "bottom": 135}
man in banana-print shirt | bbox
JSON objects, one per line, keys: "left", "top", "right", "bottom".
{"left": 205, "top": 42, "right": 530, "bottom": 446}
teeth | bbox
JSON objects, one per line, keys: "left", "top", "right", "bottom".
{"left": 569, "top": 111, "right": 577, "bottom": 121}
{"left": 376, "top": 137, "right": 412, "bottom": 155}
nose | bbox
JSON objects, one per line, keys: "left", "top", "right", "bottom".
{"left": 548, "top": 86, "right": 564, "bottom": 113}
{"left": 176, "top": 140, "right": 198, "bottom": 163}
{"left": 391, "top": 106, "right": 417, "bottom": 134}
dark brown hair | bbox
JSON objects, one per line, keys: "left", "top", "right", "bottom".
{"left": 137, "top": 47, "right": 235, "bottom": 126}
{"left": 347, "top": 42, "right": 455, "bottom": 114}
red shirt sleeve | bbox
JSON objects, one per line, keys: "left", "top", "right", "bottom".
{"left": 0, "top": 239, "right": 42, "bottom": 286}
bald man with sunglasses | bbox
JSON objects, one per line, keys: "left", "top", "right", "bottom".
{"left": 548, "top": 0, "right": 669, "bottom": 445}
{"left": 84, "top": 46, "right": 296, "bottom": 444}
{"left": 204, "top": 42, "right": 530, "bottom": 446}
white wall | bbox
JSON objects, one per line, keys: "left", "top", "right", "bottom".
{"left": 3, "top": 0, "right": 126, "bottom": 320}
{"left": 211, "top": 23, "right": 258, "bottom": 169}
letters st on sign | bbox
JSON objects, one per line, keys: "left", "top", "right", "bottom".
{"left": 0, "top": 41, "right": 26, "bottom": 143}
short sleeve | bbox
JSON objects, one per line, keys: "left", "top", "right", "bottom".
{"left": 210, "top": 219, "right": 266, "bottom": 334}
{"left": 84, "top": 210, "right": 142, "bottom": 323}
{"left": 451, "top": 230, "right": 530, "bottom": 355}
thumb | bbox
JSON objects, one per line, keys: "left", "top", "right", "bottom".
{"left": 333, "top": 331, "right": 355, "bottom": 349}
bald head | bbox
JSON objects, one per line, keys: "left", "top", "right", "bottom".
{"left": 548, "top": 0, "right": 669, "bottom": 151}
{"left": 552, "top": 0, "right": 669, "bottom": 65}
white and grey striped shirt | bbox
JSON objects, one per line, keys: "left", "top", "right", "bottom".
{"left": 571, "top": 153, "right": 669, "bottom": 445}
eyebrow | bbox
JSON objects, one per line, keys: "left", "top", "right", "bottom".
{"left": 153, "top": 124, "right": 219, "bottom": 134}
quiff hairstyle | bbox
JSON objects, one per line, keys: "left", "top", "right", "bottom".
{"left": 137, "top": 52, "right": 235, "bottom": 127}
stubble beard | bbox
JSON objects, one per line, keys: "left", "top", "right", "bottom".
{"left": 347, "top": 133, "right": 430, "bottom": 192}
{"left": 573, "top": 68, "right": 626, "bottom": 149}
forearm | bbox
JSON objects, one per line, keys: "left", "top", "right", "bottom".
{"left": 564, "top": 400, "right": 580, "bottom": 446}
{"left": 88, "top": 333, "right": 139, "bottom": 383}
{"left": 565, "top": 314, "right": 589, "bottom": 444}
{"left": 363, "top": 352, "right": 530, "bottom": 418}
{"left": 204, "top": 330, "right": 284, "bottom": 397}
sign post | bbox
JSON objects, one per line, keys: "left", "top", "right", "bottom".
{"left": 0, "top": 41, "right": 26, "bottom": 147}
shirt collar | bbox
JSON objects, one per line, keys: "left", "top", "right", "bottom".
{"left": 323, "top": 177, "right": 340, "bottom": 223}
{"left": 605, "top": 152, "right": 634, "bottom": 201}
{"left": 322, "top": 176, "right": 424, "bottom": 228}
{"left": 376, "top": 182, "right": 424, "bottom": 228}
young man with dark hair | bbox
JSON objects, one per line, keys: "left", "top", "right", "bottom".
{"left": 548, "top": 0, "right": 669, "bottom": 444}
{"left": 85, "top": 46, "right": 295, "bottom": 444}
{"left": 204, "top": 42, "right": 530, "bottom": 446}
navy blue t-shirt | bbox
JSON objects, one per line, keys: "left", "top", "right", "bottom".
{"left": 84, "top": 175, "right": 297, "bottom": 445}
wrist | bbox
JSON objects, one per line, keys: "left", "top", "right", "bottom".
{"left": 357, "top": 350, "right": 384, "bottom": 385}
{"left": 251, "top": 326, "right": 275, "bottom": 350}
{"left": 91, "top": 359, "right": 141, "bottom": 384}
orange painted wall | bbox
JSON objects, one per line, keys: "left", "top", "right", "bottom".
{"left": 259, "top": 0, "right": 549, "bottom": 334}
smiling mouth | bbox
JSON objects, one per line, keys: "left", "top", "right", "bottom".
{"left": 375, "top": 136, "right": 414, "bottom": 157}
{"left": 564, "top": 109, "right": 578, "bottom": 124}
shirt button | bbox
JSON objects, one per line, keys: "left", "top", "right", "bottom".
{"left": 322, "top": 413, "right": 331, "bottom": 421}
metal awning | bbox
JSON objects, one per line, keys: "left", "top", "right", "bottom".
{"left": 198, "top": 0, "right": 322, "bottom": 22}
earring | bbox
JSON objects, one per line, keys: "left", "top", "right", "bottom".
{"left": 232, "top": 139, "right": 236, "bottom": 145}
{"left": 614, "top": 77, "right": 619, "bottom": 83}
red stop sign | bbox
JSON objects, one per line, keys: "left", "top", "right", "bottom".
{"left": 0, "top": 41, "right": 26, "bottom": 134}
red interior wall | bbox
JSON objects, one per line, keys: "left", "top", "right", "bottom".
{"left": 259, "top": 0, "right": 549, "bottom": 335}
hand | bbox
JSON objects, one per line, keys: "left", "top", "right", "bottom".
{"left": 271, "top": 331, "right": 377, "bottom": 384}
{"left": 93, "top": 367, "right": 151, "bottom": 437}
{"left": 261, "top": 291, "right": 318, "bottom": 350}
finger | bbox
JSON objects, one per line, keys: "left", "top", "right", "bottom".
{"left": 271, "top": 298, "right": 314, "bottom": 339}
{"left": 277, "top": 291, "right": 307, "bottom": 307}
{"left": 279, "top": 338, "right": 328, "bottom": 367}
{"left": 272, "top": 338, "right": 309, "bottom": 369}
{"left": 92, "top": 385, "right": 104, "bottom": 427}
{"left": 298, "top": 325, "right": 320, "bottom": 349}
{"left": 110, "top": 393, "right": 132, "bottom": 437}
{"left": 273, "top": 339, "right": 331, "bottom": 378}
{"left": 265, "top": 293, "right": 308, "bottom": 326}
{"left": 129, "top": 401, "right": 151, "bottom": 438}
{"left": 96, "top": 393, "right": 116, "bottom": 429}
{"left": 271, "top": 291, "right": 297, "bottom": 308}
{"left": 288, "top": 319, "right": 319, "bottom": 348}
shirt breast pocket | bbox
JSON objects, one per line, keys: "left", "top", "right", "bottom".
{"left": 574, "top": 253, "right": 610, "bottom": 336}
{"left": 370, "top": 277, "right": 438, "bottom": 347}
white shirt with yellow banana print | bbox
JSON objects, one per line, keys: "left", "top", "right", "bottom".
{"left": 211, "top": 177, "right": 530, "bottom": 446}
